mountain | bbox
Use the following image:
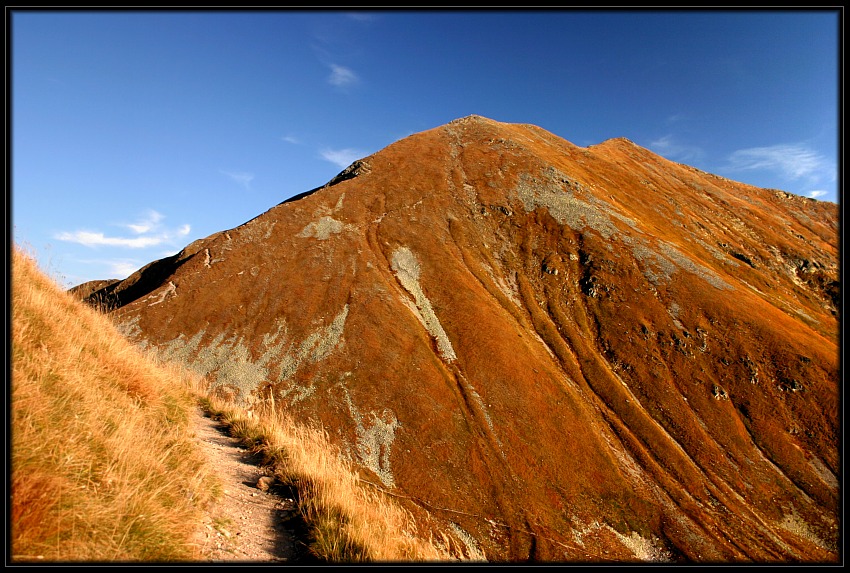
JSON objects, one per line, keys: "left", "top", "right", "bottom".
{"left": 75, "top": 115, "right": 839, "bottom": 563}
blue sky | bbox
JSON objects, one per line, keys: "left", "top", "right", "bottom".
{"left": 10, "top": 9, "right": 840, "bottom": 288}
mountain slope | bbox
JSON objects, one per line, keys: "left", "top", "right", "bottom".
{"left": 78, "top": 115, "right": 839, "bottom": 562}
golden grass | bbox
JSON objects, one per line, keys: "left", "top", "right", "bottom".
{"left": 10, "top": 245, "right": 219, "bottom": 562}
{"left": 10, "top": 245, "right": 464, "bottom": 563}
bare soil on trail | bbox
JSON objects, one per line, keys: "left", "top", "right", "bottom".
{"left": 190, "top": 407, "right": 320, "bottom": 563}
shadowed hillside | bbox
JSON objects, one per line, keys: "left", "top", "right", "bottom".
{"left": 77, "top": 115, "right": 840, "bottom": 563}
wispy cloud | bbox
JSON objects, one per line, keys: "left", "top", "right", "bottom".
{"left": 55, "top": 210, "right": 191, "bottom": 249}
{"left": 725, "top": 143, "right": 834, "bottom": 183}
{"left": 56, "top": 227, "right": 191, "bottom": 249}
{"left": 74, "top": 257, "right": 143, "bottom": 280}
{"left": 220, "top": 170, "right": 255, "bottom": 191}
{"left": 320, "top": 147, "right": 365, "bottom": 168}
{"left": 281, "top": 134, "right": 301, "bottom": 144}
{"left": 106, "top": 259, "right": 142, "bottom": 278}
{"left": 122, "top": 209, "right": 164, "bottom": 234}
{"left": 56, "top": 231, "right": 160, "bottom": 248}
{"left": 648, "top": 135, "right": 705, "bottom": 163}
{"left": 328, "top": 64, "right": 359, "bottom": 88}
{"left": 721, "top": 143, "right": 836, "bottom": 200}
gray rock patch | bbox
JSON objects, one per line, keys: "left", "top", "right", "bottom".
{"left": 298, "top": 216, "right": 344, "bottom": 240}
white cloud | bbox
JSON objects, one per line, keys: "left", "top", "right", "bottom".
{"left": 55, "top": 211, "right": 191, "bottom": 249}
{"left": 123, "top": 209, "right": 164, "bottom": 234}
{"left": 107, "top": 259, "right": 142, "bottom": 279}
{"left": 807, "top": 189, "right": 827, "bottom": 199}
{"left": 74, "top": 257, "right": 143, "bottom": 280}
{"left": 281, "top": 135, "right": 300, "bottom": 144}
{"left": 320, "top": 147, "right": 364, "bottom": 168}
{"left": 220, "top": 170, "right": 254, "bottom": 190}
{"left": 725, "top": 144, "right": 834, "bottom": 183}
{"left": 648, "top": 135, "right": 705, "bottom": 163}
{"left": 328, "top": 64, "right": 359, "bottom": 87}
{"left": 56, "top": 231, "right": 166, "bottom": 248}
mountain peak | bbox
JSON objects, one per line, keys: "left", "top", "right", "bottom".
{"left": 448, "top": 113, "right": 499, "bottom": 125}
{"left": 79, "top": 116, "right": 839, "bottom": 563}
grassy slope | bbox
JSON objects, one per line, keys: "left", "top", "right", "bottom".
{"left": 10, "top": 247, "right": 463, "bottom": 563}
{"left": 10, "top": 246, "right": 219, "bottom": 561}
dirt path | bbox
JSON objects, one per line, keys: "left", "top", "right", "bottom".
{"left": 190, "top": 407, "right": 319, "bottom": 563}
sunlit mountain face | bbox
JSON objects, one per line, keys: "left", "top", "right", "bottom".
{"left": 75, "top": 115, "right": 839, "bottom": 563}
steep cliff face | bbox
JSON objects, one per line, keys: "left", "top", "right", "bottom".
{"left": 81, "top": 115, "right": 839, "bottom": 562}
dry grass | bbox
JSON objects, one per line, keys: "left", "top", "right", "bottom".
{"left": 10, "top": 245, "right": 463, "bottom": 563}
{"left": 10, "top": 246, "right": 218, "bottom": 562}
{"left": 199, "top": 395, "right": 465, "bottom": 562}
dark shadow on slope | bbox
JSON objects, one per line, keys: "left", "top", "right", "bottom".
{"left": 267, "top": 482, "right": 325, "bottom": 565}
{"left": 78, "top": 252, "right": 192, "bottom": 312}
